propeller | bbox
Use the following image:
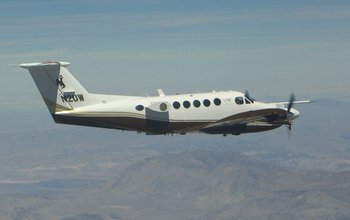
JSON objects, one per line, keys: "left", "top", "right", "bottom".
{"left": 287, "top": 93, "right": 295, "bottom": 113}
{"left": 286, "top": 93, "right": 295, "bottom": 131}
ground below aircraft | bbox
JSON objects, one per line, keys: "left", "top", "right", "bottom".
{"left": 20, "top": 61, "right": 310, "bottom": 136}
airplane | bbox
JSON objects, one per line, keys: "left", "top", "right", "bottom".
{"left": 20, "top": 61, "right": 311, "bottom": 136}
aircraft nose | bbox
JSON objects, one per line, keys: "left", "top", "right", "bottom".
{"left": 288, "top": 108, "right": 300, "bottom": 119}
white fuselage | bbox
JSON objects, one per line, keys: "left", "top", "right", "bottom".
{"left": 55, "top": 90, "right": 292, "bottom": 135}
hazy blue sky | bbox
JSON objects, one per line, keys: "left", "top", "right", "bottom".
{"left": 1, "top": 0, "right": 350, "bottom": 109}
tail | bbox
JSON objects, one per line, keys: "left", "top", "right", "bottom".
{"left": 20, "top": 61, "right": 98, "bottom": 113}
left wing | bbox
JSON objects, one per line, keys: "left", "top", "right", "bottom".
{"left": 174, "top": 108, "right": 288, "bottom": 134}
{"left": 202, "top": 108, "right": 287, "bottom": 129}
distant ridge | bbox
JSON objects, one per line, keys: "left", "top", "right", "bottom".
{"left": 97, "top": 150, "right": 350, "bottom": 220}
{"left": 3, "top": 150, "right": 350, "bottom": 220}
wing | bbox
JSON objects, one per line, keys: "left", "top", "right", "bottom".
{"left": 202, "top": 108, "right": 287, "bottom": 129}
{"left": 271, "top": 100, "right": 312, "bottom": 108}
{"left": 174, "top": 108, "right": 287, "bottom": 134}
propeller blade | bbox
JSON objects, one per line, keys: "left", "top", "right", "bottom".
{"left": 244, "top": 90, "right": 255, "bottom": 102}
{"left": 245, "top": 90, "right": 250, "bottom": 98}
{"left": 287, "top": 93, "right": 295, "bottom": 113}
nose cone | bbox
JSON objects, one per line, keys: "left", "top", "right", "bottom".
{"left": 288, "top": 108, "right": 300, "bottom": 120}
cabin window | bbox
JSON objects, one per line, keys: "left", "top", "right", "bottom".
{"left": 245, "top": 98, "right": 252, "bottom": 104}
{"left": 183, "top": 100, "right": 191, "bottom": 108}
{"left": 173, "top": 101, "right": 180, "bottom": 109}
{"left": 160, "top": 103, "right": 167, "bottom": 111}
{"left": 203, "top": 99, "right": 211, "bottom": 107}
{"left": 193, "top": 100, "right": 201, "bottom": 108}
{"left": 135, "top": 105, "right": 144, "bottom": 111}
{"left": 214, "top": 98, "right": 221, "bottom": 106}
{"left": 235, "top": 97, "right": 244, "bottom": 105}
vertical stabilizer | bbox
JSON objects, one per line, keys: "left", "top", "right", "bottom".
{"left": 20, "top": 61, "right": 98, "bottom": 113}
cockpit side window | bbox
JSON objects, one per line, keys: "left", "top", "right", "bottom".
{"left": 235, "top": 97, "right": 244, "bottom": 105}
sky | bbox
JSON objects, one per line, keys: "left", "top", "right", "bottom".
{"left": 1, "top": 0, "right": 350, "bottom": 105}
{"left": 0, "top": 0, "right": 350, "bottom": 136}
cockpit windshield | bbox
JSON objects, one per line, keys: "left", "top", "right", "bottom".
{"left": 245, "top": 96, "right": 255, "bottom": 104}
{"left": 235, "top": 95, "right": 255, "bottom": 105}
{"left": 245, "top": 97, "right": 252, "bottom": 104}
